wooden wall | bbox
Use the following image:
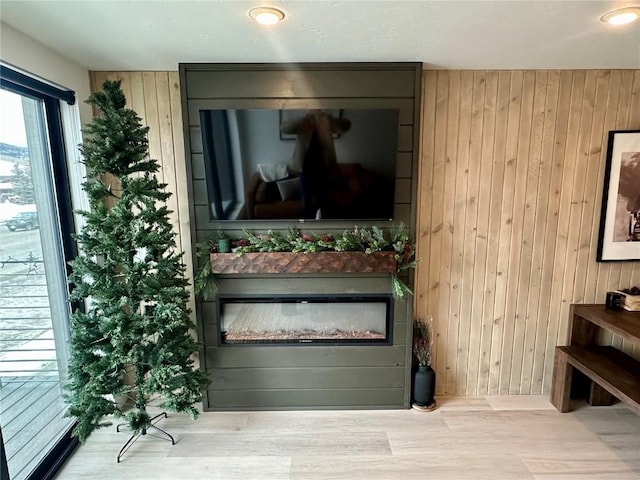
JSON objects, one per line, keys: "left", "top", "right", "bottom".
{"left": 415, "top": 70, "right": 640, "bottom": 397}
{"left": 88, "top": 71, "right": 195, "bottom": 311}
{"left": 90, "top": 69, "right": 640, "bottom": 399}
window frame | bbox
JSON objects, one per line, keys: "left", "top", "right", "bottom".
{"left": 0, "top": 64, "right": 80, "bottom": 480}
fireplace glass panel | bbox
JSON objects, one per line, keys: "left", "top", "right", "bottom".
{"left": 219, "top": 296, "right": 391, "bottom": 345}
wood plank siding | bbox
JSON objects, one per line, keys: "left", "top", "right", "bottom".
{"left": 415, "top": 70, "right": 640, "bottom": 397}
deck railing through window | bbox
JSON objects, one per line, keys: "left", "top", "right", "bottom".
{"left": 0, "top": 254, "right": 68, "bottom": 480}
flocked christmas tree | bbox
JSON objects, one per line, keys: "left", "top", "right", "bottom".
{"left": 65, "top": 80, "right": 209, "bottom": 443}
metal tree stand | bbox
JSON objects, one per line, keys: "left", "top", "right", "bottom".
{"left": 116, "top": 411, "right": 175, "bottom": 463}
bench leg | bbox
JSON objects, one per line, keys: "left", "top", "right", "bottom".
{"left": 588, "top": 382, "right": 615, "bottom": 406}
{"left": 551, "top": 348, "right": 573, "bottom": 413}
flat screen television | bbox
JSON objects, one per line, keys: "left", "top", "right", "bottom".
{"left": 199, "top": 108, "right": 400, "bottom": 221}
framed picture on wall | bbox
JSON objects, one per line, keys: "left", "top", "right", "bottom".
{"left": 596, "top": 129, "right": 640, "bottom": 261}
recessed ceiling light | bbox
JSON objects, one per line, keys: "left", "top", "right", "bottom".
{"left": 249, "top": 7, "right": 285, "bottom": 25}
{"left": 600, "top": 6, "right": 640, "bottom": 25}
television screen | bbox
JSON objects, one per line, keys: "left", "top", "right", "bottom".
{"left": 199, "top": 108, "right": 400, "bottom": 221}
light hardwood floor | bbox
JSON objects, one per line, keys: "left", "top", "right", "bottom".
{"left": 55, "top": 396, "right": 639, "bottom": 480}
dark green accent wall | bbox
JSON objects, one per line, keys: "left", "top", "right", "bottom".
{"left": 179, "top": 63, "right": 422, "bottom": 410}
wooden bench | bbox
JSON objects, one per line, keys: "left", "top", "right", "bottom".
{"left": 550, "top": 304, "right": 640, "bottom": 415}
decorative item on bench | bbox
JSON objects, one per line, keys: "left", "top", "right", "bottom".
{"left": 605, "top": 291, "right": 623, "bottom": 310}
{"left": 412, "top": 315, "right": 436, "bottom": 412}
{"left": 614, "top": 286, "right": 640, "bottom": 311}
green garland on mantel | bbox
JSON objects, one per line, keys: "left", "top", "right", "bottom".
{"left": 194, "top": 224, "right": 417, "bottom": 300}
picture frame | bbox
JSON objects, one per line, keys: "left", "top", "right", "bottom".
{"left": 596, "top": 129, "right": 640, "bottom": 262}
{"left": 279, "top": 109, "right": 342, "bottom": 141}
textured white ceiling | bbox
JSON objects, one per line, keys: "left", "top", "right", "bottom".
{"left": 1, "top": 0, "right": 639, "bottom": 70}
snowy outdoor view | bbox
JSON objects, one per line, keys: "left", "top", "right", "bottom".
{"left": 0, "top": 89, "right": 73, "bottom": 480}
{"left": 0, "top": 141, "right": 51, "bottom": 378}
{"left": 0, "top": 89, "right": 54, "bottom": 381}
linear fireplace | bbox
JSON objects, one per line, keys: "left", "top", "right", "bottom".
{"left": 218, "top": 295, "right": 393, "bottom": 345}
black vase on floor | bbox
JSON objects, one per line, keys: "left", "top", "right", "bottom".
{"left": 413, "top": 364, "right": 436, "bottom": 407}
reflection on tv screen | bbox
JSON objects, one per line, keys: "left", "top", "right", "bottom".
{"left": 199, "top": 108, "right": 400, "bottom": 221}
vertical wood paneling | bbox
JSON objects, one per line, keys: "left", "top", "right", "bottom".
{"left": 545, "top": 72, "right": 585, "bottom": 390}
{"left": 416, "top": 69, "right": 640, "bottom": 396}
{"left": 489, "top": 71, "right": 523, "bottom": 395}
{"left": 443, "top": 71, "right": 461, "bottom": 395}
{"left": 537, "top": 71, "right": 571, "bottom": 394}
{"left": 449, "top": 71, "right": 473, "bottom": 394}
{"left": 440, "top": 71, "right": 458, "bottom": 395}
{"left": 479, "top": 71, "right": 510, "bottom": 395}
{"left": 415, "top": 70, "right": 437, "bottom": 365}
{"left": 580, "top": 71, "right": 611, "bottom": 302}
{"left": 469, "top": 71, "right": 496, "bottom": 395}
{"left": 430, "top": 71, "right": 448, "bottom": 391}
{"left": 522, "top": 71, "right": 556, "bottom": 394}
{"left": 167, "top": 71, "right": 195, "bottom": 309}
{"left": 461, "top": 72, "right": 486, "bottom": 394}
{"left": 506, "top": 70, "right": 536, "bottom": 394}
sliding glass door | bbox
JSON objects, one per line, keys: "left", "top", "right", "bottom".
{"left": 0, "top": 70, "right": 78, "bottom": 480}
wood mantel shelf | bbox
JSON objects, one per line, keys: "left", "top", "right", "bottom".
{"left": 210, "top": 251, "right": 397, "bottom": 274}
